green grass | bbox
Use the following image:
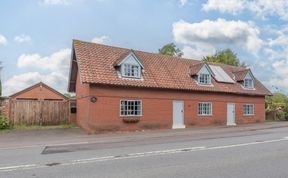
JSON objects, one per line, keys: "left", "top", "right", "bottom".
{"left": 0, "top": 123, "right": 77, "bottom": 134}
{"left": 13, "top": 123, "right": 77, "bottom": 130}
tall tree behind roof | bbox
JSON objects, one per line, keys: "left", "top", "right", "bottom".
{"left": 202, "top": 49, "right": 247, "bottom": 67}
{"left": 159, "top": 43, "right": 183, "bottom": 57}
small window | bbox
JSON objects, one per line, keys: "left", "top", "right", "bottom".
{"left": 243, "top": 104, "right": 254, "bottom": 116}
{"left": 120, "top": 100, "right": 142, "bottom": 116}
{"left": 244, "top": 78, "right": 253, "bottom": 88}
{"left": 198, "top": 102, "right": 212, "bottom": 116}
{"left": 71, "top": 107, "right": 77, "bottom": 113}
{"left": 198, "top": 73, "right": 211, "bottom": 85}
{"left": 122, "top": 64, "right": 140, "bottom": 78}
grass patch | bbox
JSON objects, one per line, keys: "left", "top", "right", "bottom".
{"left": 13, "top": 123, "right": 77, "bottom": 130}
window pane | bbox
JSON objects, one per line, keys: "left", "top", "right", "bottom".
{"left": 120, "top": 100, "right": 142, "bottom": 116}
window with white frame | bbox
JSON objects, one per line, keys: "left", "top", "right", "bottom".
{"left": 198, "top": 102, "right": 212, "bottom": 116}
{"left": 243, "top": 78, "right": 254, "bottom": 88}
{"left": 198, "top": 73, "right": 211, "bottom": 85}
{"left": 243, "top": 104, "right": 254, "bottom": 116}
{"left": 120, "top": 100, "right": 142, "bottom": 116}
{"left": 122, "top": 64, "right": 140, "bottom": 78}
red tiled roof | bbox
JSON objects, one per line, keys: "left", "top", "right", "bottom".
{"left": 69, "top": 40, "right": 271, "bottom": 96}
{"left": 189, "top": 62, "right": 205, "bottom": 76}
{"left": 233, "top": 69, "right": 250, "bottom": 81}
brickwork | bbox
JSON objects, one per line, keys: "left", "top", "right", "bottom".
{"left": 75, "top": 83, "right": 265, "bottom": 133}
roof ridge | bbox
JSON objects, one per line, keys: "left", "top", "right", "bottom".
{"left": 73, "top": 39, "right": 249, "bottom": 71}
{"left": 73, "top": 39, "right": 202, "bottom": 63}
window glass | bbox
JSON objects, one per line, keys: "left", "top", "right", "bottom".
{"left": 120, "top": 100, "right": 142, "bottom": 116}
{"left": 198, "top": 102, "right": 212, "bottom": 115}
{"left": 243, "top": 104, "right": 254, "bottom": 115}
{"left": 199, "top": 73, "right": 211, "bottom": 85}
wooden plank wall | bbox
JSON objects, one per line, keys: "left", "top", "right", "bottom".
{"left": 9, "top": 100, "right": 70, "bottom": 125}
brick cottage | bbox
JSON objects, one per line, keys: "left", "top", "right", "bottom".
{"left": 68, "top": 40, "right": 271, "bottom": 133}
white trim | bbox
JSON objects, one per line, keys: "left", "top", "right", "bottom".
{"left": 121, "top": 63, "right": 141, "bottom": 79}
{"left": 243, "top": 104, "right": 254, "bottom": 116}
{"left": 120, "top": 99, "right": 143, "bottom": 117}
{"left": 198, "top": 102, "right": 213, "bottom": 116}
{"left": 227, "top": 103, "right": 236, "bottom": 126}
{"left": 172, "top": 100, "right": 185, "bottom": 129}
{"left": 243, "top": 72, "right": 255, "bottom": 89}
{"left": 117, "top": 52, "right": 144, "bottom": 68}
{"left": 198, "top": 73, "right": 211, "bottom": 85}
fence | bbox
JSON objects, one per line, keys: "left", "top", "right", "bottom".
{"left": 9, "top": 100, "right": 70, "bottom": 125}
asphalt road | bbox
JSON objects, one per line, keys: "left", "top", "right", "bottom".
{"left": 1, "top": 123, "right": 288, "bottom": 178}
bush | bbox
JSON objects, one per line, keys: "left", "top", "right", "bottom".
{"left": 0, "top": 116, "right": 10, "bottom": 130}
{"left": 276, "top": 111, "right": 287, "bottom": 121}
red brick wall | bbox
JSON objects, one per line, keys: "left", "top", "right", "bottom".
{"left": 10, "top": 85, "right": 66, "bottom": 101}
{"left": 75, "top": 83, "right": 265, "bottom": 133}
{"left": 75, "top": 71, "right": 92, "bottom": 132}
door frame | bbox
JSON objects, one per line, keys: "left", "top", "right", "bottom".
{"left": 227, "top": 103, "right": 236, "bottom": 126}
{"left": 172, "top": 100, "right": 185, "bottom": 129}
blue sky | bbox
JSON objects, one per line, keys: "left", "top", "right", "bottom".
{"left": 1, "top": 0, "right": 288, "bottom": 95}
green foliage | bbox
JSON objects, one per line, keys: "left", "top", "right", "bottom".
{"left": 0, "top": 116, "right": 11, "bottom": 130}
{"left": 159, "top": 43, "right": 183, "bottom": 57}
{"left": 265, "top": 92, "right": 288, "bottom": 121}
{"left": 276, "top": 111, "right": 287, "bottom": 121}
{"left": 202, "top": 49, "right": 247, "bottom": 67}
{"left": 63, "top": 93, "right": 72, "bottom": 99}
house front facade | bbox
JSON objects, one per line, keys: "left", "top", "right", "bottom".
{"left": 68, "top": 40, "right": 271, "bottom": 133}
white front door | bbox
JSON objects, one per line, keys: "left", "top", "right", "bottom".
{"left": 227, "top": 103, "right": 236, "bottom": 126}
{"left": 173, "top": 101, "right": 185, "bottom": 129}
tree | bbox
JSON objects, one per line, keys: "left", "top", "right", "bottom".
{"left": 63, "top": 93, "right": 72, "bottom": 99}
{"left": 202, "top": 49, "right": 247, "bottom": 67}
{"left": 159, "top": 43, "right": 183, "bottom": 57}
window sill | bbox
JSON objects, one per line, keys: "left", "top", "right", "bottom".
{"left": 243, "top": 114, "right": 254, "bottom": 116}
{"left": 198, "top": 114, "right": 213, "bottom": 117}
{"left": 120, "top": 115, "right": 142, "bottom": 117}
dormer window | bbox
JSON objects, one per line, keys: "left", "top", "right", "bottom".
{"left": 243, "top": 72, "right": 254, "bottom": 89}
{"left": 115, "top": 51, "right": 144, "bottom": 79}
{"left": 244, "top": 78, "right": 253, "bottom": 88}
{"left": 198, "top": 73, "right": 211, "bottom": 85}
{"left": 123, "top": 64, "right": 140, "bottom": 78}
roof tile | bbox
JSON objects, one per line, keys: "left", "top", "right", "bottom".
{"left": 70, "top": 40, "right": 271, "bottom": 96}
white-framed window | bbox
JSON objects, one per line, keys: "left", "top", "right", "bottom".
{"left": 244, "top": 78, "right": 254, "bottom": 88}
{"left": 243, "top": 104, "right": 254, "bottom": 116}
{"left": 122, "top": 64, "right": 140, "bottom": 78}
{"left": 120, "top": 100, "right": 142, "bottom": 116}
{"left": 198, "top": 73, "right": 211, "bottom": 85}
{"left": 198, "top": 102, "right": 212, "bottom": 116}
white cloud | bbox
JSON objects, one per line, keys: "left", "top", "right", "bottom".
{"left": 179, "top": 0, "right": 189, "bottom": 6}
{"left": 14, "top": 35, "right": 32, "bottom": 43}
{"left": 3, "top": 72, "right": 67, "bottom": 96}
{"left": 267, "top": 60, "right": 288, "bottom": 88}
{"left": 0, "top": 35, "right": 7, "bottom": 46}
{"left": 202, "top": 0, "right": 288, "bottom": 21}
{"left": 40, "top": 0, "right": 69, "bottom": 5}
{"left": 202, "top": 0, "right": 245, "bottom": 15}
{"left": 17, "top": 48, "right": 71, "bottom": 72}
{"left": 182, "top": 44, "right": 216, "bottom": 60}
{"left": 91, "top": 35, "right": 109, "bottom": 44}
{"left": 173, "top": 19, "right": 262, "bottom": 53}
{"left": 3, "top": 48, "right": 71, "bottom": 96}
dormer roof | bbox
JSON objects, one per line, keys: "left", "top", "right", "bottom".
{"left": 114, "top": 50, "right": 144, "bottom": 68}
{"left": 233, "top": 69, "right": 253, "bottom": 82}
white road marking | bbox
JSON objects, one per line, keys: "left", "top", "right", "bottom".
{"left": 0, "top": 141, "right": 90, "bottom": 150}
{"left": 0, "top": 164, "right": 37, "bottom": 171}
{"left": 1, "top": 137, "right": 288, "bottom": 172}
